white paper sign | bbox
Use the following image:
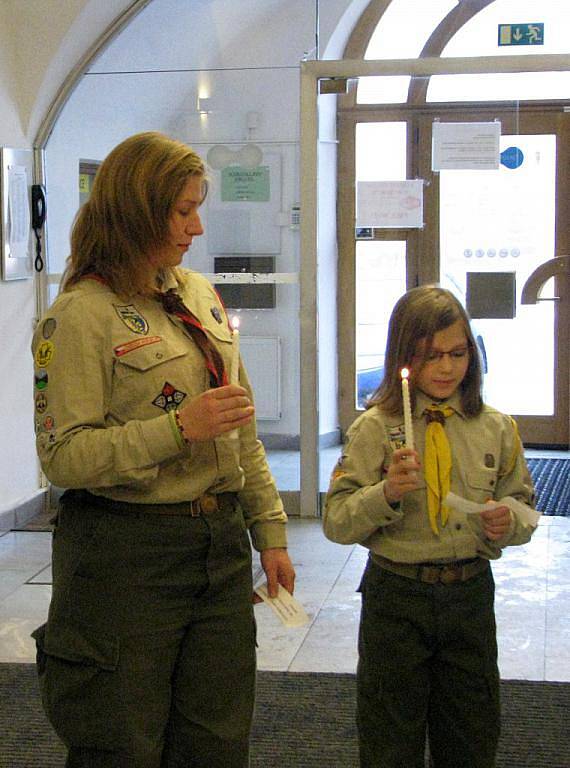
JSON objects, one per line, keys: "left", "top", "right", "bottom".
{"left": 7, "top": 165, "right": 30, "bottom": 259}
{"left": 432, "top": 122, "right": 501, "bottom": 171}
{"left": 356, "top": 180, "right": 423, "bottom": 228}
{"left": 254, "top": 583, "right": 310, "bottom": 628}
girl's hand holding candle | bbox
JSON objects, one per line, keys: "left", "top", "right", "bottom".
{"left": 400, "top": 367, "right": 415, "bottom": 450}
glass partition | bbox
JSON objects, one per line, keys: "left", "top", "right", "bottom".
{"left": 43, "top": 0, "right": 306, "bottom": 497}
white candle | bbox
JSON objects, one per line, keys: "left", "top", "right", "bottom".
{"left": 230, "top": 315, "right": 240, "bottom": 385}
{"left": 401, "top": 367, "right": 414, "bottom": 450}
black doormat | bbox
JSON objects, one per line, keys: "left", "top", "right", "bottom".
{"left": 1, "top": 665, "right": 569, "bottom": 767}
{"left": 526, "top": 458, "right": 570, "bottom": 516}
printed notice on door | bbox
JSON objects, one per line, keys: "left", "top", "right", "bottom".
{"left": 356, "top": 180, "right": 424, "bottom": 228}
{"left": 432, "top": 122, "right": 501, "bottom": 171}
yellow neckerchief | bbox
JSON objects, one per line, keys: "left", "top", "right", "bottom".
{"left": 423, "top": 404, "right": 455, "bottom": 536}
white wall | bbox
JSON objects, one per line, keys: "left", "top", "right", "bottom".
{"left": 0, "top": 0, "right": 139, "bottom": 511}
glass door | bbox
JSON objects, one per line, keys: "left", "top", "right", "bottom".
{"left": 337, "top": 114, "right": 419, "bottom": 433}
{"left": 419, "top": 109, "right": 569, "bottom": 446}
{"left": 338, "top": 107, "right": 569, "bottom": 446}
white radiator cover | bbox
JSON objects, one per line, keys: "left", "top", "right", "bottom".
{"left": 240, "top": 336, "right": 281, "bottom": 420}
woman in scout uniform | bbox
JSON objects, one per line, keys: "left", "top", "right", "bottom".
{"left": 31, "top": 131, "right": 295, "bottom": 768}
{"left": 323, "top": 286, "right": 537, "bottom": 768}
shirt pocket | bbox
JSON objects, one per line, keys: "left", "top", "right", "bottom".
{"left": 111, "top": 339, "right": 199, "bottom": 419}
{"left": 204, "top": 318, "right": 233, "bottom": 346}
{"left": 465, "top": 468, "right": 499, "bottom": 502}
{"left": 114, "top": 338, "right": 187, "bottom": 374}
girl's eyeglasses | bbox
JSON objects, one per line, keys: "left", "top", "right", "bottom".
{"left": 423, "top": 345, "right": 470, "bottom": 363}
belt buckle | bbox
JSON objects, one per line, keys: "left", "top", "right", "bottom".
{"left": 199, "top": 493, "right": 218, "bottom": 515}
{"left": 420, "top": 567, "right": 440, "bottom": 584}
{"left": 439, "top": 566, "right": 460, "bottom": 585}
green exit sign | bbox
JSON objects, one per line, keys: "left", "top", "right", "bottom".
{"left": 498, "top": 23, "right": 544, "bottom": 46}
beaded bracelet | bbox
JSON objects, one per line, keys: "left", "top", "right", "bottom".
{"left": 174, "top": 408, "right": 191, "bottom": 445}
{"left": 168, "top": 408, "right": 190, "bottom": 448}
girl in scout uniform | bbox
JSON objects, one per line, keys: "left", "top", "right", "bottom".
{"left": 31, "top": 132, "right": 295, "bottom": 768}
{"left": 323, "top": 286, "right": 537, "bottom": 768}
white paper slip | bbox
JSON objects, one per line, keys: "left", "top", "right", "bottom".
{"left": 254, "top": 583, "right": 310, "bottom": 628}
{"left": 445, "top": 492, "right": 541, "bottom": 526}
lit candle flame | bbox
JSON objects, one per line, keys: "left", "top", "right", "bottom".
{"left": 401, "top": 367, "right": 409, "bottom": 380}
{"left": 231, "top": 315, "right": 240, "bottom": 332}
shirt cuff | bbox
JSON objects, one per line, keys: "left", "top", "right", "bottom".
{"left": 139, "top": 413, "right": 184, "bottom": 464}
{"left": 249, "top": 521, "right": 288, "bottom": 551}
{"left": 361, "top": 482, "right": 404, "bottom": 527}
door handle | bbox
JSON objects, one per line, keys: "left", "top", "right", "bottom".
{"left": 521, "top": 255, "right": 569, "bottom": 304}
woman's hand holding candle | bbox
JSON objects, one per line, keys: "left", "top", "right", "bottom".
{"left": 230, "top": 315, "right": 240, "bottom": 386}
{"left": 228, "top": 316, "right": 241, "bottom": 440}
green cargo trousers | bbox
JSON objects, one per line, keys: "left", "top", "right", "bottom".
{"left": 357, "top": 557, "right": 500, "bottom": 768}
{"left": 32, "top": 490, "right": 256, "bottom": 768}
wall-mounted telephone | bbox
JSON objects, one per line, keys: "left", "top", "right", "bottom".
{"left": 32, "top": 184, "right": 46, "bottom": 230}
{"left": 31, "top": 184, "right": 46, "bottom": 271}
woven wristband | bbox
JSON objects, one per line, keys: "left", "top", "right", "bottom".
{"left": 168, "top": 408, "right": 190, "bottom": 448}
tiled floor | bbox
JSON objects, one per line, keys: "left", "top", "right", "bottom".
{"left": 1, "top": 448, "right": 568, "bottom": 682}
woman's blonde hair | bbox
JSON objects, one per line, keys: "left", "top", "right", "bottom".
{"left": 61, "top": 131, "right": 206, "bottom": 297}
{"left": 368, "top": 285, "right": 483, "bottom": 417}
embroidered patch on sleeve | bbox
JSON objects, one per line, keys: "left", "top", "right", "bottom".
{"left": 35, "top": 370, "right": 48, "bottom": 390}
{"left": 35, "top": 392, "right": 48, "bottom": 414}
{"left": 152, "top": 382, "right": 187, "bottom": 412}
{"left": 114, "top": 336, "right": 162, "bottom": 357}
{"left": 387, "top": 425, "right": 406, "bottom": 451}
{"left": 42, "top": 415, "right": 56, "bottom": 431}
{"left": 114, "top": 304, "right": 149, "bottom": 335}
{"left": 35, "top": 341, "right": 55, "bottom": 368}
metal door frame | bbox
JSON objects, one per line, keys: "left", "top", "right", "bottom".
{"left": 299, "top": 53, "right": 570, "bottom": 516}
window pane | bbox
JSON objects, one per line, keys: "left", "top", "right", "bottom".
{"left": 357, "top": 75, "right": 411, "bottom": 105}
{"left": 439, "top": 134, "right": 556, "bottom": 415}
{"left": 360, "top": 0, "right": 455, "bottom": 104}
{"left": 356, "top": 122, "right": 407, "bottom": 181}
{"left": 428, "top": 72, "right": 570, "bottom": 102}
{"left": 355, "top": 242, "right": 406, "bottom": 409}
{"left": 430, "top": 0, "right": 570, "bottom": 101}
{"left": 442, "top": 0, "right": 569, "bottom": 57}
{"left": 365, "top": 0, "right": 456, "bottom": 59}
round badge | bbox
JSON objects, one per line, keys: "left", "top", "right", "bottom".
{"left": 35, "top": 392, "right": 48, "bottom": 414}
{"left": 43, "top": 414, "right": 56, "bottom": 431}
{"left": 35, "top": 370, "right": 49, "bottom": 390}
{"left": 42, "top": 318, "right": 57, "bottom": 339}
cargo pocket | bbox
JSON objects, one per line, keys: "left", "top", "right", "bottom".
{"left": 31, "top": 620, "right": 124, "bottom": 750}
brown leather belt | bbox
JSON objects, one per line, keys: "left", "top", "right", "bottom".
{"left": 371, "top": 553, "right": 489, "bottom": 585}
{"left": 76, "top": 490, "right": 237, "bottom": 517}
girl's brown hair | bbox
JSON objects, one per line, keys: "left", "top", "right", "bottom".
{"left": 61, "top": 131, "right": 206, "bottom": 297}
{"left": 368, "top": 285, "right": 483, "bottom": 417}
